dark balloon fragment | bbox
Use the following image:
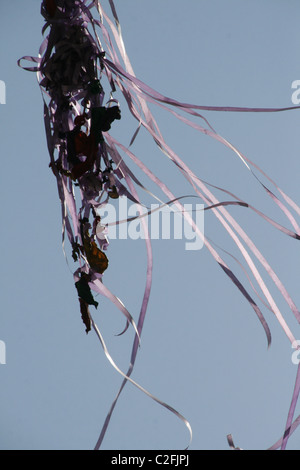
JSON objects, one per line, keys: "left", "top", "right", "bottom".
{"left": 78, "top": 298, "right": 91, "bottom": 334}
{"left": 75, "top": 273, "right": 98, "bottom": 333}
{"left": 80, "top": 220, "right": 109, "bottom": 274}
{"left": 91, "top": 106, "right": 121, "bottom": 143}
{"left": 45, "top": 0, "right": 57, "bottom": 17}
{"left": 75, "top": 274, "right": 98, "bottom": 308}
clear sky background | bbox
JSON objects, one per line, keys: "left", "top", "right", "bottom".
{"left": 1, "top": 0, "right": 300, "bottom": 450}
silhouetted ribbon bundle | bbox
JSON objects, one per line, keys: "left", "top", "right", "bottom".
{"left": 18, "top": 0, "right": 300, "bottom": 450}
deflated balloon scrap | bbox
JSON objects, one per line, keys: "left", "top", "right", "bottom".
{"left": 91, "top": 106, "right": 121, "bottom": 143}
{"left": 75, "top": 273, "right": 98, "bottom": 309}
{"left": 81, "top": 220, "right": 109, "bottom": 274}
{"left": 108, "top": 185, "right": 119, "bottom": 199}
{"left": 45, "top": 0, "right": 57, "bottom": 17}
{"left": 85, "top": 239, "right": 109, "bottom": 273}
{"left": 79, "top": 298, "right": 92, "bottom": 334}
{"left": 75, "top": 273, "right": 98, "bottom": 334}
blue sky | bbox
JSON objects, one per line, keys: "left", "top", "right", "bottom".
{"left": 1, "top": 0, "right": 300, "bottom": 450}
